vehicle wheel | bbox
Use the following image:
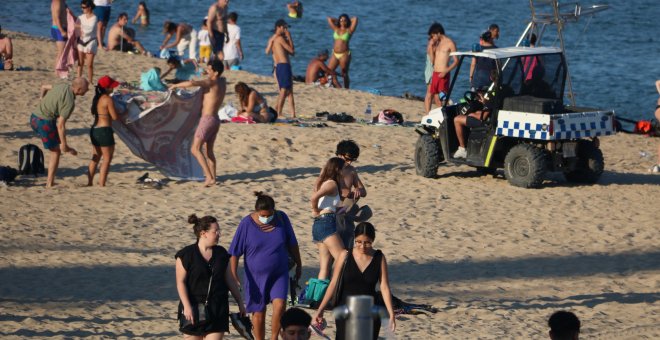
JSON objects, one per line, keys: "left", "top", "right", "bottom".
{"left": 563, "top": 140, "right": 604, "bottom": 183}
{"left": 504, "top": 144, "right": 547, "bottom": 188}
{"left": 414, "top": 134, "right": 443, "bottom": 178}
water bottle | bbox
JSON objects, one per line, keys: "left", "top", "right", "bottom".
{"left": 364, "top": 103, "right": 372, "bottom": 123}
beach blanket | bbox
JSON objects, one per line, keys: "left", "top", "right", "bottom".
{"left": 55, "top": 12, "right": 78, "bottom": 78}
{"left": 111, "top": 89, "right": 206, "bottom": 180}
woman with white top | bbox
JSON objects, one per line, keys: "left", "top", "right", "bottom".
{"left": 76, "top": 0, "right": 102, "bottom": 81}
{"left": 310, "top": 157, "right": 346, "bottom": 279}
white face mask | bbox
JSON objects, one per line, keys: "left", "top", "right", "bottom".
{"left": 259, "top": 215, "right": 274, "bottom": 224}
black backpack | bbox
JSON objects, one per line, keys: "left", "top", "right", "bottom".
{"left": 18, "top": 144, "right": 45, "bottom": 176}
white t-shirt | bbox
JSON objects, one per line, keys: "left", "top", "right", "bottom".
{"left": 223, "top": 23, "right": 241, "bottom": 60}
{"left": 94, "top": 0, "right": 111, "bottom": 6}
{"left": 198, "top": 29, "right": 210, "bottom": 46}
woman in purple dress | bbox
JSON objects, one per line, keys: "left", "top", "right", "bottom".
{"left": 229, "top": 191, "right": 302, "bottom": 340}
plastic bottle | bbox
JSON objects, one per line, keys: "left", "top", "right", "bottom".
{"left": 364, "top": 103, "right": 372, "bottom": 123}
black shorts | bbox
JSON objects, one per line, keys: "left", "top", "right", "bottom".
{"left": 466, "top": 116, "right": 483, "bottom": 128}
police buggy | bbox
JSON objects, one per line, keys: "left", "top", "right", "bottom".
{"left": 414, "top": 46, "right": 616, "bottom": 188}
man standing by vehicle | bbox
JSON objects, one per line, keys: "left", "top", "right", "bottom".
{"left": 30, "top": 77, "right": 90, "bottom": 187}
{"left": 427, "top": 23, "right": 458, "bottom": 113}
{"left": 652, "top": 80, "right": 660, "bottom": 173}
{"left": 207, "top": 0, "right": 229, "bottom": 60}
{"left": 266, "top": 19, "right": 296, "bottom": 118}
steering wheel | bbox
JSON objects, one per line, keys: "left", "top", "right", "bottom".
{"left": 463, "top": 91, "right": 479, "bottom": 105}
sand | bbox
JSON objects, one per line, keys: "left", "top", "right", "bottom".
{"left": 0, "top": 32, "right": 658, "bottom": 339}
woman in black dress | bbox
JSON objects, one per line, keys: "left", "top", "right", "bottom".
{"left": 312, "top": 222, "right": 396, "bottom": 339}
{"left": 175, "top": 214, "right": 246, "bottom": 339}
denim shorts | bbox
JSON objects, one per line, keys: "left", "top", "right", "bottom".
{"left": 312, "top": 213, "right": 337, "bottom": 243}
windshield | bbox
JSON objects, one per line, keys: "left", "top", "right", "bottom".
{"left": 498, "top": 53, "right": 566, "bottom": 101}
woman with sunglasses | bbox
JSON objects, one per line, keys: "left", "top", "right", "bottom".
{"left": 312, "top": 222, "right": 396, "bottom": 339}
{"left": 76, "top": 0, "right": 103, "bottom": 81}
{"left": 326, "top": 14, "right": 358, "bottom": 88}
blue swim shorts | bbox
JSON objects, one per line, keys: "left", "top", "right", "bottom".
{"left": 275, "top": 63, "right": 293, "bottom": 90}
{"left": 50, "top": 26, "right": 67, "bottom": 42}
{"left": 93, "top": 6, "right": 111, "bottom": 24}
{"left": 312, "top": 213, "right": 337, "bottom": 243}
{"left": 30, "top": 113, "right": 60, "bottom": 150}
{"left": 211, "top": 30, "right": 225, "bottom": 54}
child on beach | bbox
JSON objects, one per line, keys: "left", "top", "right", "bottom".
{"left": 87, "top": 75, "right": 121, "bottom": 186}
{"left": 198, "top": 19, "right": 212, "bottom": 64}
{"left": 168, "top": 60, "right": 226, "bottom": 187}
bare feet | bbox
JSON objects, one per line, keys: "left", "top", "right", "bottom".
{"left": 204, "top": 178, "right": 216, "bottom": 187}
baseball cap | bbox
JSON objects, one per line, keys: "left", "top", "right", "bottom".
{"left": 98, "top": 75, "right": 120, "bottom": 89}
{"left": 274, "top": 19, "right": 290, "bottom": 29}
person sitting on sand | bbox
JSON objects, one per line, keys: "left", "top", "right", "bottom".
{"left": 280, "top": 308, "right": 312, "bottom": 340}
{"left": 305, "top": 49, "right": 340, "bottom": 88}
{"left": 30, "top": 77, "right": 90, "bottom": 187}
{"left": 87, "top": 75, "right": 121, "bottom": 187}
{"left": 234, "top": 82, "right": 276, "bottom": 123}
{"left": 0, "top": 25, "right": 14, "bottom": 70}
{"left": 160, "top": 21, "right": 198, "bottom": 60}
{"left": 161, "top": 56, "right": 200, "bottom": 83}
{"left": 169, "top": 60, "right": 225, "bottom": 187}
{"left": 548, "top": 311, "right": 580, "bottom": 340}
{"left": 107, "top": 12, "right": 148, "bottom": 55}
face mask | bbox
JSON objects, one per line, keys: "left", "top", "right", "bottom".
{"left": 259, "top": 215, "right": 274, "bottom": 224}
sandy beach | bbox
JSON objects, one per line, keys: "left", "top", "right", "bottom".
{"left": 0, "top": 33, "right": 659, "bottom": 339}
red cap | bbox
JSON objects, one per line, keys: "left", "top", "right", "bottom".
{"left": 98, "top": 75, "right": 120, "bottom": 89}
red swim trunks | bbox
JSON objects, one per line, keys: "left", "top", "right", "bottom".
{"left": 195, "top": 115, "right": 221, "bottom": 143}
{"left": 430, "top": 71, "right": 450, "bottom": 95}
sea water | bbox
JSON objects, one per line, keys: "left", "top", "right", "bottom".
{"left": 1, "top": 0, "right": 658, "bottom": 124}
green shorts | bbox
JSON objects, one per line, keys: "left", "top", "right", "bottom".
{"left": 90, "top": 126, "right": 115, "bottom": 147}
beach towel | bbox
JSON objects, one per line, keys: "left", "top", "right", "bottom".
{"left": 218, "top": 103, "right": 238, "bottom": 121}
{"left": 111, "top": 89, "right": 206, "bottom": 180}
{"left": 55, "top": 12, "right": 79, "bottom": 78}
{"left": 140, "top": 68, "right": 167, "bottom": 91}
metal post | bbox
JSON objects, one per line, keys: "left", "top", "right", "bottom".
{"left": 333, "top": 295, "right": 374, "bottom": 340}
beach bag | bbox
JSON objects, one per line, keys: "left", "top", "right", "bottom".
{"left": 0, "top": 166, "right": 19, "bottom": 182}
{"left": 377, "top": 109, "right": 404, "bottom": 125}
{"left": 299, "top": 278, "right": 329, "bottom": 307}
{"left": 18, "top": 144, "right": 45, "bottom": 176}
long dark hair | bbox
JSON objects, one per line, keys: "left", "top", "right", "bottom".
{"left": 235, "top": 82, "right": 252, "bottom": 107}
{"left": 316, "top": 157, "right": 345, "bottom": 191}
{"left": 188, "top": 214, "right": 218, "bottom": 239}
{"left": 338, "top": 14, "right": 350, "bottom": 29}
{"left": 138, "top": 1, "right": 149, "bottom": 17}
{"left": 354, "top": 222, "right": 376, "bottom": 240}
{"left": 90, "top": 85, "right": 109, "bottom": 116}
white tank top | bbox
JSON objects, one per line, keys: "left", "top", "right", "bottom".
{"left": 78, "top": 14, "right": 98, "bottom": 43}
{"left": 317, "top": 181, "right": 341, "bottom": 212}
{"left": 94, "top": 0, "right": 110, "bottom": 6}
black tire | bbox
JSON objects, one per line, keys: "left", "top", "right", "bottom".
{"left": 504, "top": 144, "right": 547, "bottom": 188}
{"left": 563, "top": 140, "right": 604, "bottom": 183}
{"left": 414, "top": 134, "right": 443, "bottom": 178}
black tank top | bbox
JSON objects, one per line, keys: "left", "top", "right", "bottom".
{"left": 338, "top": 250, "right": 382, "bottom": 305}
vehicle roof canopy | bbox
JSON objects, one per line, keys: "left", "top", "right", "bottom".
{"left": 452, "top": 46, "right": 562, "bottom": 59}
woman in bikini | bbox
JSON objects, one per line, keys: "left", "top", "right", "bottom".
{"left": 311, "top": 157, "right": 346, "bottom": 280}
{"left": 76, "top": 0, "right": 102, "bottom": 81}
{"left": 234, "top": 82, "right": 276, "bottom": 123}
{"left": 312, "top": 222, "right": 396, "bottom": 339}
{"left": 326, "top": 14, "right": 358, "bottom": 89}
{"left": 132, "top": 1, "right": 150, "bottom": 26}
{"left": 87, "top": 76, "right": 121, "bottom": 186}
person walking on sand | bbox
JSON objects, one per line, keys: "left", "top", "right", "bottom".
{"left": 175, "top": 214, "right": 247, "bottom": 339}
{"left": 207, "top": 0, "right": 229, "bottom": 60}
{"left": 427, "top": 22, "right": 457, "bottom": 113}
{"left": 87, "top": 76, "right": 121, "bottom": 187}
{"left": 229, "top": 192, "right": 303, "bottom": 340}
{"left": 310, "top": 157, "right": 346, "bottom": 280}
{"left": 51, "top": 0, "right": 74, "bottom": 73}
{"left": 326, "top": 14, "right": 357, "bottom": 89}
{"left": 76, "top": 0, "right": 102, "bottom": 82}
{"left": 169, "top": 60, "right": 225, "bottom": 187}
{"left": 266, "top": 19, "right": 296, "bottom": 118}
{"left": 30, "top": 77, "right": 90, "bottom": 187}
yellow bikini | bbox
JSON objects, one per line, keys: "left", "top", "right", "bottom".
{"left": 332, "top": 31, "right": 351, "bottom": 60}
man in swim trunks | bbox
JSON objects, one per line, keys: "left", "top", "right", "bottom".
{"left": 93, "top": 0, "right": 112, "bottom": 48}
{"left": 30, "top": 77, "right": 90, "bottom": 187}
{"left": 107, "top": 13, "right": 147, "bottom": 55}
{"left": 169, "top": 60, "right": 226, "bottom": 187}
{"left": 305, "top": 49, "right": 340, "bottom": 88}
{"left": 207, "top": 0, "right": 229, "bottom": 60}
{"left": 0, "top": 25, "right": 13, "bottom": 70}
{"left": 266, "top": 19, "right": 296, "bottom": 118}
{"left": 426, "top": 22, "right": 458, "bottom": 113}
{"left": 51, "top": 0, "right": 73, "bottom": 72}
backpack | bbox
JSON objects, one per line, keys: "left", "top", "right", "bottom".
{"left": 298, "top": 278, "right": 330, "bottom": 308}
{"left": 18, "top": 144, "right": 45, "bottom": 176}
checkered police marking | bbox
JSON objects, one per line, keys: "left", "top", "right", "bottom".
{"left": 497, "top": 110, "right": 615, "bottom": 140}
